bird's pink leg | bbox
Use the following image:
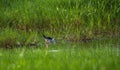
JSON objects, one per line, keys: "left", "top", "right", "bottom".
{"left": 46, "top": 43, "right": 49, "bottom": 49}
{"left": 45, "top": 39, "right": 49, "bottom": 49}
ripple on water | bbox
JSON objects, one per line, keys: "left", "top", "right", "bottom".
{"left": 48, "top": 50, "right": 60, "bottom": 52}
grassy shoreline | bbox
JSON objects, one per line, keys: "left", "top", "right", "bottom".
{"left": 0, "top": 0, "right": 120, "bottom": 48}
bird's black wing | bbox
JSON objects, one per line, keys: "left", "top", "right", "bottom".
{"left": 42, "top": 34, "right": 53, "bottom": 40}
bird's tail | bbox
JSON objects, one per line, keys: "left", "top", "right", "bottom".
{"left": 42, "top": 34, "right": 46, "bottom": 38}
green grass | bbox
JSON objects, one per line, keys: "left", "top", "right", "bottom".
{"left": 0, "top": 43, "right": 120, "bottom": 70}
{"left": 0, "top": 0, "right": 120, "bottom": 69}
{"left": 0, "top": 0, "right": 120, "bottom": 36}
{"left": 0, "top": 0, "right": 120, "bottom": 47}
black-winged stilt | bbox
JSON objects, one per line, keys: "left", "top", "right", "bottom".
{"left": 43, "top": 34, "right": 55, "bottom": 48}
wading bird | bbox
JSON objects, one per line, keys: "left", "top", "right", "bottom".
{"left": 43, "top": 34, "right": 55, "bottom": 49}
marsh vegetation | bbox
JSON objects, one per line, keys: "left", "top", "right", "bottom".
{"left": 0, "top": 0, "right": 120, "bottom": 70}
